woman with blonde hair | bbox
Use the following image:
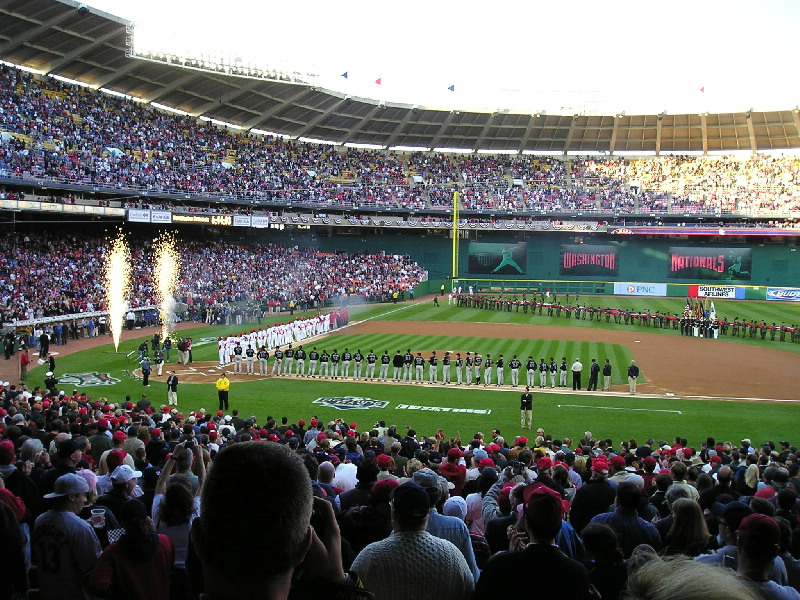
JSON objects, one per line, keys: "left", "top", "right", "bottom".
{"left": 661, "top": 498, "right": 713, "bottom": 557}
{"left": 623, "top": 554, "right": 762, "bottom": 600}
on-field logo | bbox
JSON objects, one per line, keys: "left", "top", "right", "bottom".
{"left": 313, "top": 396, "right": 389, "bottom": 411}
{"left": 58, "top": 372, "right": 121, "bottom": 387}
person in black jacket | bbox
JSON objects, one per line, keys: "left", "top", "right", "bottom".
{"left": 475, "top": 486, "right": 593, "bottom": 598}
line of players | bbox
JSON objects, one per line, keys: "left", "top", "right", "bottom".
{"left": 225, "top": 341, "right": 572, "bottom": 389}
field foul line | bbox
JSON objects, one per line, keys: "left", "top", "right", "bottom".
{"left": 557, "top": 404, "right": 682, "bottom": 415}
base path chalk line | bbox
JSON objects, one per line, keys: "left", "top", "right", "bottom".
{"left": 557, "top": 404, "right": 682, "bottom": 415}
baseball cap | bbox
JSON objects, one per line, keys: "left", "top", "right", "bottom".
{"left": 447, "top": 447, "right": 465, "bottom": 460}
{"left": 517, "top": 436, "right": 528, "bottom": 446}
{"left": 111, "top": 465, "right": 142, "bottom": 483}
{"left": 610, "top": 455, "right": 626, "bottom": 469}
{"left": 376, "top": 454, "right": 393, "bottom": 469}
{"left": 472, "top": 449, "right": 488, "bottom": 461}
{"left": 112, "top": 430, "right": 126, "bottom": 443}
{"left": 370, "top": 478, "right": 399, "bottom": 503}
{"left": 737, "top": 513, "right": 780, "bottom": 553}
{"left": 712, "top": 500, "right": 753, "bottom": 531}
{"left": 390, "top": 482, "right": 430, "bottom": 519}
{"left": 443, "top": 495, "right": 468, "bottom": 520}
{"left": 479, "top": 457, "right": 496, "bottom": 469}
{"left": 537, "top": 457, "right": 553, "bottom": 470}
{"left": 44, "top": 473, "right": 90, "bottom": 498}
{"left": 119, "top": 499, "right": 148, "bottom": 526}
{"left": 57, "top": 439, "right": 86, "bottom": 459}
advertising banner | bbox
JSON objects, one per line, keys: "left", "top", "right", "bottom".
{"left": 668, "top": 247, "right": 751, "bottom": 281}
{"left": 613, "top": 283, "right": 667, "bottom": 296}
{"left": 127, "top": 209, "right": 151, "bottom": 223}
{"left": 233, "top": 215, "right": 252, "bottom": 227}
{"left": 766, "top": 288, "right": 800, "bottom": 302}
{"left": 560, "top": 245, "right": 618, "bottom": 276}
{"left": 150, "top": 211, "right": 172, "bottom": 224}
{"left": 688, "top": 285, "right": 745, "bottom": 299}
{"left": 468, "top": 242, "right": 527, "bottom": 275}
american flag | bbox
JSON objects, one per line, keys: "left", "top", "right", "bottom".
{"left": 683, "top": 298, "right": 691, "bottom": 319}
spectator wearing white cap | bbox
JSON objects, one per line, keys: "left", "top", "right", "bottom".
{"left": 33, "top": 473, "right": 101, "bottom": 599}
{"left": 96, "top": 465, "right": 142, "bottom": 522}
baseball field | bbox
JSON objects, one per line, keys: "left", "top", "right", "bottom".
{"left": 24, "top": 295, "right": 800, "bottom": 447}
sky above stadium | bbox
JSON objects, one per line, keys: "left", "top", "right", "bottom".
{"left": 87, "top": 0, "right": 799, "bottom": 116}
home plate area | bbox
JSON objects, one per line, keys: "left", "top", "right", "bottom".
{"left": 134, "top": 362, "right": 271, "bottom": 384}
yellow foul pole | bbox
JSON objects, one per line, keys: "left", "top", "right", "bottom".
{"left": 451, "top": 190, "right": 460, "bottom": 279}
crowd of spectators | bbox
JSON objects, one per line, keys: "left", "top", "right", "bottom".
{"left": 2, "top": 64, "right": 800, "bottom": 218}
{"left": 1, "top": 383, "right": 799, "bottom": 599}
{"left": 0, "top": 231, "right": 427, "bottom": 324}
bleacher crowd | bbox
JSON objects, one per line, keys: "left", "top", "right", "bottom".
{"left": 0, "top": 231, "right": 426, "bottom": 326}
{"left": 1, "top": 382, "right": 799, "bottom": 599}
{"left": 1, "top": 64, "right": 800, "bottom": 217}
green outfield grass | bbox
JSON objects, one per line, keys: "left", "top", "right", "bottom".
{"left": 28, "top": 297, "right": 800, "bottom": 447}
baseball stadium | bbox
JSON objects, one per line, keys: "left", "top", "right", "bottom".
{"left": 1, "top": 1, "right": 800, "bottom": 598}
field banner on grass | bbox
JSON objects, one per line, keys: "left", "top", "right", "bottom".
{"left": 668, "top": 247, "right": 752, "bottom": 281}
{"left": 560, "top": 245, "right": 618, "bottom": 276}
{"left": 613, "top": 283, "right": 667, "bottom": 296}
{"left": 468, "top": 242, "right": 527, "bottom": 275}
{"left": 688, "top": 285, "right": 745, "bottom": 299}
{"left": 766, "top": 288, "right": 800, "bottom": 302}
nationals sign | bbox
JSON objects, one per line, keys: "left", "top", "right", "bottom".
{"left": 668, "top": 247, "right": 751, "bottom": 281}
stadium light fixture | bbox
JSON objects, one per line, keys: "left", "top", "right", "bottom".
{"left": 433, "top": 147, "right": 474, "bottom": 153}
{"left": 100, "top": 88, "right": 145, "bottom": 103}
{"left": 344, "top": 142, "right": 385, "bottom": 150}
{"left": 298, "top": 137, "right": 340, "bottom": 146}
{"left": 51, "top": 74, "right": 95, "bottom": 89}
{"left": 0, "top": 59, "right": 44, "bottom": 75}
{"left": 151, "top": 102, "right": 190, "bottom": 116}
{"left": 250, "top": 128, "right": 292, "bottom": 139}
{"left": 521, "top": 150, "right": 563, "bottom": 155}
{"left": 389, "top": 146, "right": 431, "bottom": 152}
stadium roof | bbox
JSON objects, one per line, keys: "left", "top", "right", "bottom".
{"left": 2, "top": 0, "right": 800, "bottom": 154}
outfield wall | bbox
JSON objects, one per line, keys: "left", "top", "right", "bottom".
{"left": 314, "top": 231, "right": 800, "bottom": 292}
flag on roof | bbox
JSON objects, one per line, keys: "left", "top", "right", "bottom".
{"left": 447, "top": 84, "right": 455, "bottom": 92}
{"left": 341, "top": 72, "right": 348, "bottom": 79}
{"left": 375, "top": 78, "right": 382, "bottom": 85}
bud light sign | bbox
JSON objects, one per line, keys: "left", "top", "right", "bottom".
{"left": 766, "top": 288, "right": 800, "bottom": 302}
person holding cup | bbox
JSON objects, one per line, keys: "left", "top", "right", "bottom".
{"left": 75, "top": 468, "right": 120, "bottom": 549}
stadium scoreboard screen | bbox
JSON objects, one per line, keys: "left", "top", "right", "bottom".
{"left": 467, "top": 242, "right": 527, "bottom": 275}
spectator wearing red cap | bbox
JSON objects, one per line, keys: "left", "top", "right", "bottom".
{"left": 507, "top": 436, "right": 528, "bottom": 461}
{"left": 97, "top": 431, "right": 134, "bottom": 475}
{"left": 588, "top": 481, "right": 662, "bottom": 558}
{"left": 440, "top": 448, "right": 467, "bottom": 497}
{"left": 737, "top": 514, "right": 800, "bottom": 599}
{"left": 475, "top": 486, "right": 592, "bottom": 597}
{"left": 569, "top": 456, "right": 617, "bottom": 535}
{"left": 376, "top": 454, "right": 398, "bottom": 481}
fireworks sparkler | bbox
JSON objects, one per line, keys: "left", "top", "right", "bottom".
{"left": 155, "top": 234, "right": 181, "bottom": 341}
{"left": 103, "top": 232, "right": 131, "bottom": 352}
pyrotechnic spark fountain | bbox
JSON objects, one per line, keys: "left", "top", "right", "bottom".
{"left": 103, "top": 232, "right": 131, "bottom": 352}
{"left": 155, "top": 235, "right": 181, "bottom": 341}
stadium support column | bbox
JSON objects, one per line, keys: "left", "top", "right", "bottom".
{"left": 451, "top": 190, "right": 460, "bottom": 279}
